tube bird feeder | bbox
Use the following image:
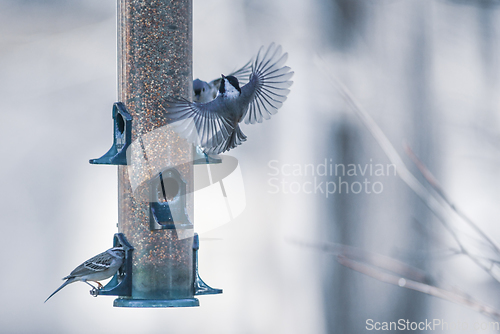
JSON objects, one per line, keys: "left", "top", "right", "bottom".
{"left": 91, "top": 0, "right": 221, "bottom": 307}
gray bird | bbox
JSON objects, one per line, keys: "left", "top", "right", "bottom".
{"left": 193, "top": 60, "right": 252, "bottom": 103}
{"left": 45, "top": 246, "right": 125, "bottom": 302}
{"left": 167, "top": 43, "right": 294, "bottom": 154}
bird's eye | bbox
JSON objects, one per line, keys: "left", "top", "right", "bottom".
{"left": 202, "top": 88, "right": 205, "bottom": 92}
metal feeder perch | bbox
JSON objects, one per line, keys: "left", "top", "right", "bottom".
{"left": 149, "top": 168, "right": 191, "bottom": 230}
{"left": 193, "top": 146, "right": 222, "bottom": 165}
{"left": 98, "top": 233, "right": 134, "bottom": 297}
{"left": 193, "top": 233, "right": 222, "bottom": 295}
{"left": 90, "top": 102, "right": 132, "bottom": 165}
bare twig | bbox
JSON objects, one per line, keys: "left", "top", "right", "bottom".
{"left": 337, "top": 255, "right": 500, "bottom": 321}
{"left": 288, "top": 237, "right": 500, "bottom": 321}
{"left": 404, "top": 143, "right": 500, "bottom": 256}
{"left": 287, "top": 238, "right": 431, "bottom": 284}
{"left": 327, "top": 75, "right": 500, "bottom": 282}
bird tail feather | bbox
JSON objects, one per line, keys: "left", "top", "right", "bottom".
{"left": 205, "top": 124, "right": 247, "bottom": 155}
{"left": 224, "top": 124, "right": 247, "bottom": 153}
{"left": 44, "top": 277, "right": 76, "bottom": 303}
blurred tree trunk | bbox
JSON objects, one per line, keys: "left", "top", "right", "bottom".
{"left": 319, "top": 1, "right": 434, "bottom": 332}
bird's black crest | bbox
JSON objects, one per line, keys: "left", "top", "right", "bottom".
{"left": 219, "top": 75, "right": 241, "bottom": 94}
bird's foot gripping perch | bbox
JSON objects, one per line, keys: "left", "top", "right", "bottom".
{"left": 85, "top": 281, "right": 103, "bottom": 297}
{"left": 89, "top": 286, "right": 100, "bottom": 297}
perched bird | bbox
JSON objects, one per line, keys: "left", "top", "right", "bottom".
{"left": 193, "top": 60, "right": 252, "bottom": 103}
{"left": 45, "top": 246, "right": 125, "bottom": 303}
{"left": 166, "top": 43, "right": 294, "bottom": 154}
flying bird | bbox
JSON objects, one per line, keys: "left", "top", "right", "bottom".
{"left": 166, "top": 43, "right": 294, "bottom": 154}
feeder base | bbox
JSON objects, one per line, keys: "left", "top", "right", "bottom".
{"left": 113, "top": 297, "right": 199, "bottom": 308}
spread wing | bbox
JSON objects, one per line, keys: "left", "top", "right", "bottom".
{"left": 241, "top": 43, "right": 294, "bottom": 124}
{"left": 164, "top": 98, "right": 235, "bottom": 152}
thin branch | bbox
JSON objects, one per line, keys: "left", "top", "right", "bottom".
{"left": 287, "top": 238, "right": 431, "bottom": 284}
{"left": 326, "top": 74, "right": 500, "bottom": 282}
{"left": 404, "top": 143, "right": 500, "bottom": 256}
{"left": 337, "top": 255, "right": 500, "bottom": 321}
{"left": 288, "top": 237, "right": 500, "bottom": 321}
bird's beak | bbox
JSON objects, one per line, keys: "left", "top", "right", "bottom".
{"left": 221, "top": 74, "right": 226, "bottom": 79}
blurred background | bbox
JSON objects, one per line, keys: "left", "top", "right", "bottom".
{"left": 1, "top": 0, "right": 500, "bottom": 333}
